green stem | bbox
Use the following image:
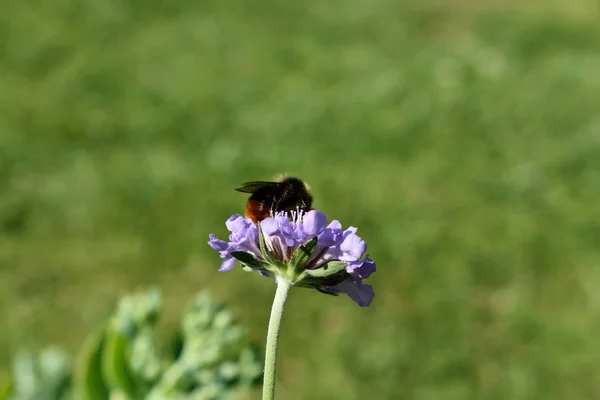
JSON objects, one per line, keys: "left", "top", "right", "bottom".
{"left": 262, "top": 276, "right": 292, "bottom": 400}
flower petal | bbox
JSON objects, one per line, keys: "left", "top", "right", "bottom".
{"left": 225, "top": 214, "right": 247, "bottom": 232}
{"left": 317, "top": 220, "right": 343, "bottom": 247}
{"left": 260, "top": 218, "right": 279, "bottom": 236}
{"left": 346, "top": 255, "right": 376, "bottom": 279}
{"left": 218, "top": 257, "right": 236, "bottom": 272}
{"left": 208, "top": 234, "right": 228, "bottom": 252}
{"left": 332, "top": 279, "right": 374, "bottom": 307}
{"left": 302, "top": 211, "right": 328, "bottom": 237}
{"left": 339, "top": 231, "right": 366, "bottom": 261}
{"left": 275, "top": 215, "right": 296, "bottom": 246}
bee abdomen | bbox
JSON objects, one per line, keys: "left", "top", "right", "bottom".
{"left": 245, "top": 199, "right": 272, "bottom": 224}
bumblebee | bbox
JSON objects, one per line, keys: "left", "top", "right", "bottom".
{"left": 235, "top": 176, "right": 313, "bottom": 223}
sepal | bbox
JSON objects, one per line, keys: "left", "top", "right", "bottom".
{"left": 288, "top": 237, "right": 318, "bottom": 272}
{"left": 258, "top": 225, "right": 280, "bottom": 266}
{"left": 304, "top": 261, "right": 347, "bottom": 278}
{"left": 295, "top": 260, "right": 349, "bottom": 288}
{"left": 230, "top": 251, "right": 267, "bottom": 270}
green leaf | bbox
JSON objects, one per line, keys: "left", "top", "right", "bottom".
{"left": 73, "top": 327, "right": 110, "bottom": 400}
{"left": 289, "top": 237, "right": 318, "bottom": 271}
{"left": 8, "top": 348, "right": 71, "bottom": 399}
{"left": 129, "top": 328, "right": 164, "bottom": 385}
{"left": 258, "top": 225, "right": 279, "bottom": 266}
{"left": 237, "top": 347, "right": 263, "bottom": 385}
{"left": 230, "top": 251, "right": 266, "bottom": 270}
{"left": 305, "top": 261, "right": 348, "bottom": 278}
{"left": 38, "top": 347, "right": 71, "bottom": 398}
{"left": 101, "top": 329, "right": 138, "bottom": 398}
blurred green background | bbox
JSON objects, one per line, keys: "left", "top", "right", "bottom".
{"left": 2, "top": 0, "right": 600, "bottom": 398}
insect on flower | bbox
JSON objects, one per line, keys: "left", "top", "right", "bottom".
{"left": 210, "top": 177, "right": 376, "bottom": 400}
{"left": 235, "top": 176, "right": 313, "bottom": 224}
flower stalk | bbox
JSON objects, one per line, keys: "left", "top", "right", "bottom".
{"left": 262, "top": 276, "right": 292, "bottom": 400}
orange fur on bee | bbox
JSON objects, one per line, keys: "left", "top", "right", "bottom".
{"left": 244, "top": 199, "right": 271, "bottom": 224}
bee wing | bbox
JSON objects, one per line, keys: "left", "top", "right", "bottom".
{"left": 234, "top": 181, "right": 278, "bottom": 193}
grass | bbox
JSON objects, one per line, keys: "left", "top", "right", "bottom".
{"left": 2, "top": 0, "right": 600, "bottom": 398}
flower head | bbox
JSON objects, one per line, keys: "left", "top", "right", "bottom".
{"left": 208, "top": 210, "right": 376, "bottom": 307}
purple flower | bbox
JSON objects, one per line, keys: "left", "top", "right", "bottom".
{"left": 208, "top": 210, "right": 376, "bottom": 307}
